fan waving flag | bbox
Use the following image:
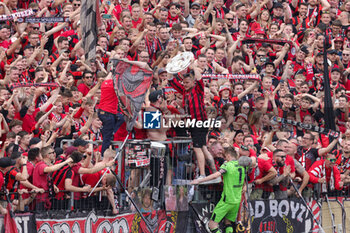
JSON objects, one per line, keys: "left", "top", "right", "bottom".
{"left": 81, "top": 0, "right": 102, "bottom": 64}
{"left": 110, "top": 59, "right": 153, "bottom": 132}
{"left": 4, "top": 204, "right": 18, "bottom": 233}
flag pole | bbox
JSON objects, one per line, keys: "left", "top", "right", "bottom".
{"left": 88, "top": 132, "right": 130, "bottom": 197}
{"left": 110, "top": 169, "right": 154, "bottom": 233}
{"left": 323, "top": 32, "right": 336, "bottom": 131}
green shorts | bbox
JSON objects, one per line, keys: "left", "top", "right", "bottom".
{"left": 211, "top": 200, "right": 240, "bottom": 223}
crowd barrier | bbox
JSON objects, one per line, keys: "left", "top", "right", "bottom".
{"left": 1, "top": 197, "right": 349, "bottom": 233}
{"left": 1, "top": 139, "right": 350, "bottom": 232}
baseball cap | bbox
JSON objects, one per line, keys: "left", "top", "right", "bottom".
{"left": 334, "top": 36, "right": 343, "bottom": 42}
{"left": 235, "top": 114, "right": 248, "bottom": 122}
{"left": 219, "top": 85, "right": 232, "bottom": 95}
{"left": 331, "top": 67, "right": 340, "bottom": 73}
{"left": 149, "top": 90, "right": 164, "bottom": 103}
{"left": 255, "top": 28, "right": 266, "bottom": 35}
{"left": 73, "top": 138, "right": 89, "bottom": 147}
{"left": 0, "top": 157, "right": 16, "bottom": 168}
{"left": 191, "top": 2, "right": 200, "bottom": 8}
{"left": 300, "top": 45, "right": 309, "bottom": 55}
{"left": 328, "top": 49, "right": 338, "bottom": 54}
{"left": 158, "top": 68, "right": 167, "bottom": 75}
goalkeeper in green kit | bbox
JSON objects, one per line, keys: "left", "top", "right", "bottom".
{"left": 191, "top": 147, "right": 252, "bottom": 233}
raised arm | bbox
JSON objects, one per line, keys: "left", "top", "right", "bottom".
{"left": 44, "top": 158, "right": 73, "bottom": 173}
{"left": 318, "top": 137, "right": 339, "bottom": 156}
{"left": 45, "top": 22, "right": 68, "bottom": 37}
{"left": 39, "top": 88, "right": 60, "bottom": 112}
{"left": 237, "top": 81, "right": 258, "bottom": 100}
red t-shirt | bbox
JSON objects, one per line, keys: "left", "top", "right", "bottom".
{"left": 77, "top": 83, "right": 92, "bottom": 96}
{"left": 132, "top": 18, "right": 142, "bottom": 28}
{"left": 71, "top": 163, "right": 82, "bottom": 200}
{"left": 0, "top": 40, "right": 10, "bottom": 49}
{"left": 113, "top": 5, "right": 132, "bottom": 20}
{"left": 81, "top": 171, "right": 101, "bottom": 187}
{"left": 33, "top": 161, "right": 49, "bottom": 200}
{"left": 14, "top": 107, "right": 40, "bottom": 133}
{"left": 255, "top": 158, "right": 274, "bottom": 192}
{"left": 99, "top": 79, "right": 119, "bottom": 114}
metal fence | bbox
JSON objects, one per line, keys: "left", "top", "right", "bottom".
{"left": 5, "top": 138, "right": 350, "bottom": 232}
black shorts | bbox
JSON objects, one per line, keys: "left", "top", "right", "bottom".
{"left": 190, "top": 127, "right": 208, "bottom": 148}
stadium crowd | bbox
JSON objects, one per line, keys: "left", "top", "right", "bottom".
{"left": 0, "top": 0, "right": 350, "bottom": 217}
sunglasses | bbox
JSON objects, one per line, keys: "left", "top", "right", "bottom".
{"left": 327, "top": 158, "right": 336, "bottom": 163}
{"left": 33, "top": 27, "right": 40, "bottom": 30}
{"left": 84, "top": 76, "right": 93, "bottom": 79}
{"left": 226, "top": 18, "right": 234, "bottom": 21}
{"left": 257, "top": 54, "right": 265, "bottom": 57}
{"left": 278, "top": 156, "right": 286, "bottom": 159}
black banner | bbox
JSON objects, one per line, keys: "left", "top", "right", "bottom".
{"left": 250, "top": 199, "right": 314, "bottom": 233}
{"left": 190, "top": 202, "right": 214, "bottom": 233}
{"left": 190, "top": 199, "right": 314, "bottom": 233}
{"left": 0, "top": 212, "right": 36, "bottom": 233}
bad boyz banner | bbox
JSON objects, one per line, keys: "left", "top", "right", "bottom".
{"left": 191, "top": 199, "right": 316, "bottom": 233}
{"left": 250, "top": 199, "right": 315, "bottom": 233}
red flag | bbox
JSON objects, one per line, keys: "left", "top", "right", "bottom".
{"left": 111, "top": 59, "right": 153, "bottom": 132}
{"left": 4, "top": 204, "right": 18, "bottom": 233}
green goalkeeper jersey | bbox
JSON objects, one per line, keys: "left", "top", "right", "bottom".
{"left": 219, "top": 160, "right": 245, "bottom": 204}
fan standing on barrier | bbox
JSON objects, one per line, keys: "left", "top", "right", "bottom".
{"left": 169, "top": 65, "right": 219, "bottom": 182}
{"left": 191, "top": 147, "right": 252, "bottom": 233}
{"left": 145, "top": 90, "right": 172, "bottom": 185}
{"left": 98, "top": 73, "right": 125, "bottom": 156}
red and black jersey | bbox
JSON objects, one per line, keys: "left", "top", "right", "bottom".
{"left": 292, "top": 16, "right": 311, "bottom": 29}
{"left": 212, "top": 96, "right": 239, "bottom": 116}
{"left": 4, "top": 167, "right": 19, "bottom": 200}
{"left": 335, "top": 108, "right": 347, "bottom": 133}
{"left": 298, "top": 107, "right": 315, "bottom": 122}
{"left": 169, "top": 77, "right": 207, "bottom": 121}
{"left": 144, "top": 36, "right": 161, "bottom": 62}
{"left": 49, "top": 51, "right": 59, "bottom": 63}
{"left": 307, "top": 5, "right": 323, "bottom": 27}
{"left": 52, "top": 163, "right": 73, "bottom": 200}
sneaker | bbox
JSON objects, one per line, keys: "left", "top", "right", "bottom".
{"left": 201, "top": 176, "right": 222, "bottom": 185}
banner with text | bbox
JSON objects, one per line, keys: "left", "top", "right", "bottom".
{"left": 250, "top": 199, "right": 315, "bottom": 233}
{"left": 0, "top": 212, "right": 36, "bottom": 233}
{"left": 36, "top": 210, "right": 178, "bottom": 233}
